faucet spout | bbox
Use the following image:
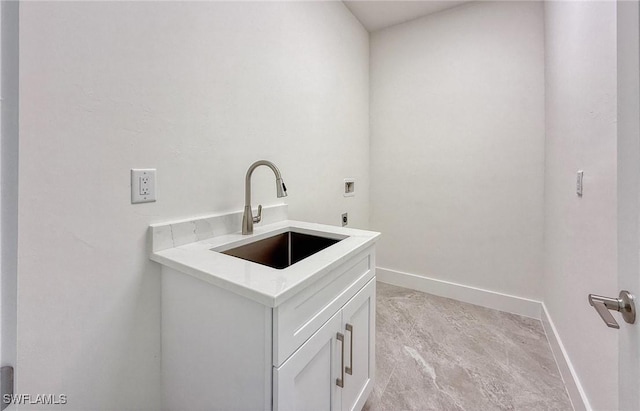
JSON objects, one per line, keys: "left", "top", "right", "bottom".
{"left": 242, "top": 160, "right": 287, "bottom": 235}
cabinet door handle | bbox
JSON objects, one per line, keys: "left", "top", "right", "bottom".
{"left": 336, "top": 332, "right": 345, "bottom": 388}
{"left": 345, "top": 324, "right": 353, "bottom": 375}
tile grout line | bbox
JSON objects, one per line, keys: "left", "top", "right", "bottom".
{"left": 376, "top": 360, "right": 397, "bottom": 401}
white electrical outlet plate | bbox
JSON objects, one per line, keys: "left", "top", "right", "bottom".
{"left": 131, "top": 169, "right": 156, "bottom": 204}
{"left": 344, "top": 178, "right": 355, "bottom": 197}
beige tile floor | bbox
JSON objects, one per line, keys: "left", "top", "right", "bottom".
{"left": 363, "top": 282, "right": 573, "bottom": 411}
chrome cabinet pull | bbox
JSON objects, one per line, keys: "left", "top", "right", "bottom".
{"left": 345, "top": 324, "right": 353, "bottom": 375}
{"left": 588, "top": 290, "right": 636, "bottom": 329}
{"left": 336, "top": 332, "right": 345, "bottom": 388}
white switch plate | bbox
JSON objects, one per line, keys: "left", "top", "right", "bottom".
{"left": 131, "top": 169, "right": 156, "bottom": 204}
{"left": 577, "top": 170, "right": 584, "bottom": 197}
{"left": 344, "top": 178, "right": 355, "bottom": 197}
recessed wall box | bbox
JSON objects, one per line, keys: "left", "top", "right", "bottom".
{"left": 344, "top": 179, "right": 355, "bottom": 197}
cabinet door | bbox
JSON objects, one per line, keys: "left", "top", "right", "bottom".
{"left": 274, "top": 311, "right": 343, "bottom": 411}
{"left": 340, "top": 279, "right": 376, "bottom": 411}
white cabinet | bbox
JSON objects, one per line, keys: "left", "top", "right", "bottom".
{"left": 341, "top": 279, "right": 375, "bottom": 411}
{"left": 273, "top": 311, "right": 342, "bottom": 411}
{"left": 159, "top": 245, "right": 376, "bottom": 411}
{"left": 274, "top": 279, "right": 375, "bottom": 411}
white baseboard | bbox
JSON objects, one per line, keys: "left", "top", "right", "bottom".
{"left": 376, "top": 267, "right": 542, "bottom": 319}
{"left": 376, "top": 267, "right": 587, "bottom": 411}
{"left": 541, "top": 303, "right": 590, "bottom": 411}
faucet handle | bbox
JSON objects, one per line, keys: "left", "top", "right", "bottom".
{"left": 253, "top": 204, "right": 262, "bottom": 224}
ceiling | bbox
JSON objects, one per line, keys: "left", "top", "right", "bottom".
{"left": 343, "top": 1, "right": 471, "bottom": 32}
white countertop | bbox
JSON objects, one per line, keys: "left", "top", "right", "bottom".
{"left": 150, "top": 220, "right": 380, "bottom": 307}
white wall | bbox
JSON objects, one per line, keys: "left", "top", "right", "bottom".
{"left": 370, "top": 1, "right": 545, "bottom": 300}
{"left": 17, "top": 2, "right": 369, "bottom": 409}
{"left": 543, "top": 1, "right": 618, "bottom": 409}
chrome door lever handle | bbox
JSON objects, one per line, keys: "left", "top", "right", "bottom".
{"left": 588, "top": 290, "right": 636, "bottom": 329}
{"left": 589, "top": 296, "right": 620, "bottom": 328}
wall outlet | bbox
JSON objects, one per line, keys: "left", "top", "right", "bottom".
{"left": 131, "top": 169, "right": 156, "bottom": 204}
{"left": 342, "top": 212, "right": 348, "bottom": 227}
{"left": 140, "top": 176, "right": 151, "bottom": 195}
{"left": 344, "top": 178, "right": 355, "bottom": 197}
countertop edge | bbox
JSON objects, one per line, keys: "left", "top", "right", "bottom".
{"left": 150, "top": 220, "right": 380, "bottom": 307}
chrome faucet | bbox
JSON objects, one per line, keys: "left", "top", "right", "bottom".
{"left": 242, "top": 160, "right": 287, "bottom": 235}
